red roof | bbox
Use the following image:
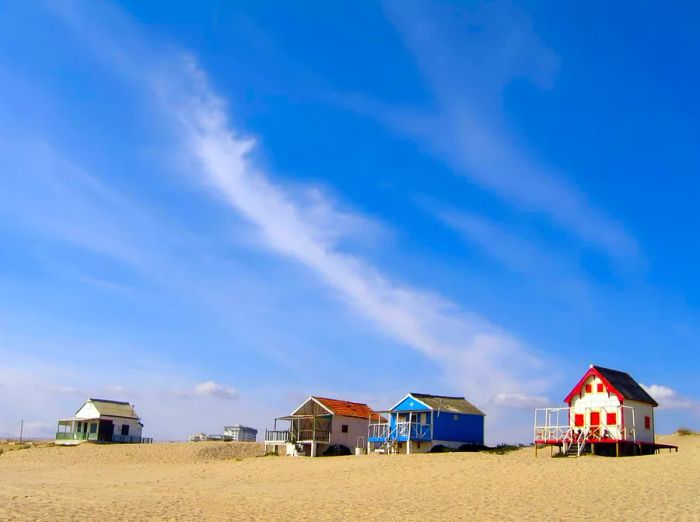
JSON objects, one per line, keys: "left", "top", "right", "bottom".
{"left": 314, "top": 397, "right": 381, "bottom": 420}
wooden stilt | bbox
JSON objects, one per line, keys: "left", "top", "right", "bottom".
{"left": 535, "top": 443, "right": 538, "bottom": 458}
{"left": 615, "top": 442, "right": 619, "bottom": 458}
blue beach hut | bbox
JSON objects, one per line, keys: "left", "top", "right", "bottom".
{"left": 367, "top": 393, "right": 485, "bottom": 454}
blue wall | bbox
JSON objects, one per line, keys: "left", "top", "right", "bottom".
{"left": 433, "top": 411, "right": 484, "bottom": 445}
{"left": 388, "top": 394, "right": 484, "bottom": 445}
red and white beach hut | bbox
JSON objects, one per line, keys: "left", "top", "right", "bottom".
{"left": 534, "top": 365, "right": 677, "bottom": 457}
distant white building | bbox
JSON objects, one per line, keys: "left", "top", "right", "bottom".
{"left": 223, "top": 425, "right": 258, "bottom": 442}
{"left": 55, "top": 398, "right": 152, "bottom": 445}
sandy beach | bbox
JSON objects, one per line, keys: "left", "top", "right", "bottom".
{"left": 0, "top": 434, "right": 697, "bottom": 521}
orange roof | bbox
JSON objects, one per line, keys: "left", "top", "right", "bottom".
{"left": 314, "top": 397, "right": 381, "bottom": 420}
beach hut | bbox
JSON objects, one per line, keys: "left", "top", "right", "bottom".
{"left": 55, "top": 398, "right": 152, "bottom": 445}
{"left": 367, "top": 393, "right": 485, "bottom": 454}
{"left": 534, "top": 365, "right": 677, "bottom": 457}
{"left": 264, "top": 396, "right": 380, "bottom": 457}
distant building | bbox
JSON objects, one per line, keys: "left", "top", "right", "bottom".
{"left": 368, "top": 393, "right": 485, "bottom": 454}
{"left": 223, "top": 425, "right": 257, "bottom": 442}
{"left": 55, "top": 398, "right": 152, "bottom": 445}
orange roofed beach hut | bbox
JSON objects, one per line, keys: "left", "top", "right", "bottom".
{"left": 264, "top": 396, "right": 381, "bottom": 457}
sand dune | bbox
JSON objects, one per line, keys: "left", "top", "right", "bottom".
{"left": 1, "top": 435, "right": 697, "bottom": 520}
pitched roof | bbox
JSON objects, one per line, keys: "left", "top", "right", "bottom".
{"left": 87, "top": 398, "right": 140, "bottom": 419}
{"left": 593, "top": 366, "right": 658, "bottom": 406}
{"left": 313, "top": 397, "right": 380, "bottom": 420}
{"left": 563, "top": 366, "right": 658, "bottom": 406}
{"left": 409, "top": 393, "right": 485, "bottom": 416}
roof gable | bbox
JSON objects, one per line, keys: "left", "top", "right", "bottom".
{"left": 563, "top": 366, "right": 658, "bottom": 406}
{"left": 78, "top": 398, "right": 140, "bottom": 419}
{"left": 290, "top": 397, "right": 334, "bottom": 416}
{"left": 391, "top": 394, "right": 431, "bottom": 412}
{"left": 408, "top": 393, "right": 485, "bottom": 416}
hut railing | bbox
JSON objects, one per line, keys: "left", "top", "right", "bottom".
{"left": 395, "top": 422, "right": 431, "bottom": 440}
{"left": 534, "top": 405, "right": 638, "bottom": 444}
{"left": 296, "top": 430, "right": 331, "bottom": 442}
{"left": 55, "top": 432, "right": 98, "bottom": 441}
{"left": 368, "top": 423, "right": 390, "bottom": 440}
{"left": 264, "top": 430, "right": 292, "bottom": 443}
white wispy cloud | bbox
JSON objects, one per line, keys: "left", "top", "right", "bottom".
{"left": 491, "top": 392, "right": 550, "bottom": 409}
{"left": 378, "top": 1, "right": 639, "bottom": 262}
{"left": 149, "top": 56, "right": 547, "bottom": 404}
{"left": 27, "top": 2, "right": 550, "bottom": 420}
{"left": 194, "top": 381, "right": 239, "bottom": 400}
{"left": 642, "top": 384, "right": 698, "bottom": 411}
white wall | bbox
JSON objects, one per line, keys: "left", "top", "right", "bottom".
{"left": 570, "top": 375, "right": 622, "bottom": 437}
{"left": 569, "top": 375, "right": 655, "bottom": 443}
{"left": 623, "top": 400, "right": 654, "bottom": 444}
{"left": 330, "top": 415, "right": 368, "bottom": 449}
{"left": 75, "top": 402, "right": 100, "bottom": 419}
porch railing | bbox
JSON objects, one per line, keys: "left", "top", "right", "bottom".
{"left": 297, "top": 430, "right": 331, "bottom": 442}
{"left": 111, "top": 435, "right": 153, "bottom": 443}
{"left": 264, "top": 429, "right": 331, "bottom": 443}
{"left": 55, "top": 432, "right": 152, "bottom": 443}
{"left": 534, "top": 405, "right": 637, "bottom": 444}
{"left": 264, "top": 430, "right": 292, "bottom": 443}
{"left": 55, "top": 432, "right": 98, "bottom": 441}
{"left": 368, "top": 421, "right": 431, "bottom": 441}
{"left": 368, "top": 423, "right": 390, "bottom": 440}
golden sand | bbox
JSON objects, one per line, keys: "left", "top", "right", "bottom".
{"left": 0, "top": 435, "right": 697, "bottom": 521}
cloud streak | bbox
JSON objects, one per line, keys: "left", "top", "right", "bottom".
{"left": 151, "top": 56, "right": 547, "bottom": 404}
{"left": 380, "top": 1, "right": 639, "bottom": 262}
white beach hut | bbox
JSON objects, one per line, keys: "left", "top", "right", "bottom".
{"left": 55, "top": 398, "right": 151, "bottom": 445}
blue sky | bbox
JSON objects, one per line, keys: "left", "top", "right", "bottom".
{"left": 1, "top": 1, "right": 698, "bottom": 442}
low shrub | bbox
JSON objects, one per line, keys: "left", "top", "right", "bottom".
{"left": 483, "top": 443, "right": 521, "bottom": 455}
{"left": 429, "top": 444, "right": 453, "bottom": 453}
{"left": 321, "top": 444, "right": 351, "bottom": 457}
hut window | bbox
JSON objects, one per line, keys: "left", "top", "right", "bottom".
{"left": 341, "top": 424, "right": 348, "bottom": 433}
{"left": 585, "top": 384, "right": 592, "bottom": 393}
{"left": 574, "top": 414, "right": 584, "bottom": 427}
{"left": 453, "top": 414, "right": 459, "bottom": 421}
{"left": 644, "top": 416, "right": 651, "bottom": 429}
{"left": 597, "top": 384, "right": 604, "bottom": 393}
{"left": 121, "top": 424, "right": 130, "bottom": 436}
{"left": 89, "top": 423, "right": 97, "bottom": 433}
{"left": 606, "top": 412, "right": 616, "bottom": 425}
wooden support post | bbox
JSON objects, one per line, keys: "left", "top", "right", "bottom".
{"left": 535, "top": 443, "right": 538, "bottom": 458}
{"left": 615, "top": 442, "right": 620, "bottom": 458}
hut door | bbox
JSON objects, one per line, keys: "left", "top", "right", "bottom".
{"left": 98, "top": 420, "right": 114, "bottom": 442}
